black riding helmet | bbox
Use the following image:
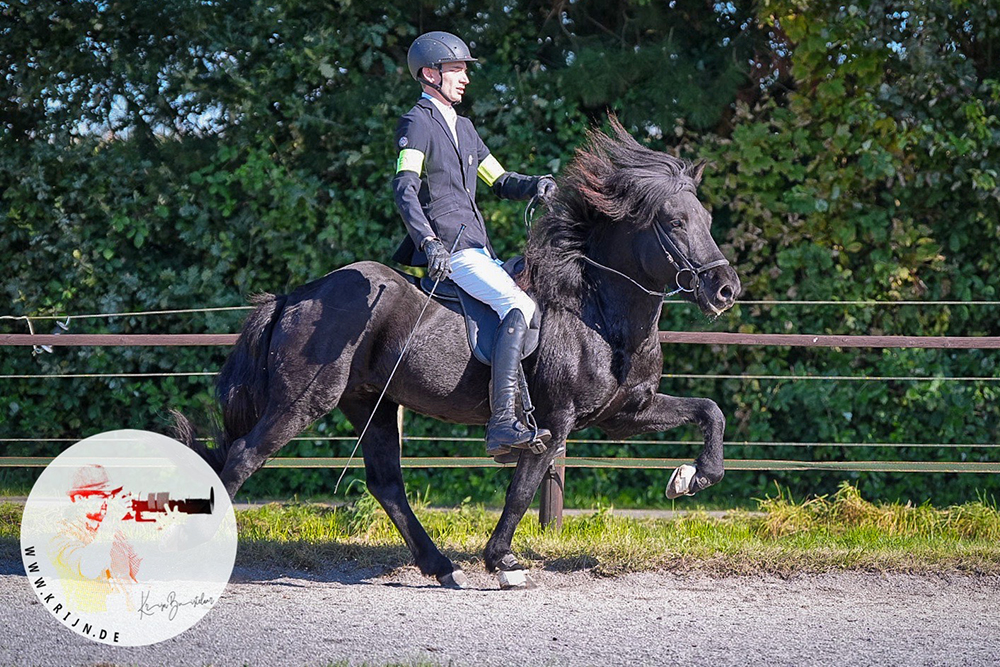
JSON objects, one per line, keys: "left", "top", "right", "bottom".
{"left": 406, "top": 31, "right": 477, "bottom": 87}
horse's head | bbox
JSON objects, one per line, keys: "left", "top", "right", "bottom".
{"left": 636, "top": 165, "right": 741, "bottom": 316}
{"left": 528, "top": 115, "right": 740, "bottom": 318}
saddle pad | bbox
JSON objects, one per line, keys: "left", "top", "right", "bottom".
{"left": 406, "top": 257, "right": 539, "bottom": 366}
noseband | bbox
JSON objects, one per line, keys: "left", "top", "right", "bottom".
{"left": 582, "top": 219, "right": 730, "bottom": 300}
{"left": 652, "top": 220, "right": 730, "bottom": 295}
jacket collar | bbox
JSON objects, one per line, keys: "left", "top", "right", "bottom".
{"left": 416, "top": 97, "right": 463, "bottom": 157}
{"left": 421, "top": 93, "right": 457, "bottom": 122}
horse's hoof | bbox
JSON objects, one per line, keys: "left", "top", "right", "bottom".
{"left": 497, "top": 569, "right": 537, "bottom": 590}
{"left": 497, "top": 553, "right": 522, "bottom": 570}
{"left": 666, "top": 464, "right": 698, "bottom": 499}
{"left": 494, "top": 553, "right": 535, "bottom": 589}
{"left": 438, "top": 569, "right": 470, "bottom": 589}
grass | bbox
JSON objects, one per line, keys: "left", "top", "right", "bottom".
{"left": 3, "top": 483, "right": 999, "bottom": 576}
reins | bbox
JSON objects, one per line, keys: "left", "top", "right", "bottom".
{"left": 583, "top": 219, "right": 729, "bottom": 301}
{"left": 523, "top": 194, "right": 540, "bottom": 235}
{"left": 524, "top": 195, "right": 728, "bottom": 301}
{"left": 581, "top": 256, "right": 678, "bottom": 299}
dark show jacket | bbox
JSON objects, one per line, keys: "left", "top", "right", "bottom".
{"left": 391, "top": 97, "right": 541, "bottom": 266}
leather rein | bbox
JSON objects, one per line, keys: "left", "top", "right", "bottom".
{"left": 522, "top": 195, "right": 729, "bottom": 301}
{"left": 582, "top": 219, "right": 730, "bottom": 300}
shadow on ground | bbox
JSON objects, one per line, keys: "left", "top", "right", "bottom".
{"left": 0, "top": 535, "right": 599, "bottom": 581}
{"left": 0, "top": 537, "right": 484, "bottom": 585}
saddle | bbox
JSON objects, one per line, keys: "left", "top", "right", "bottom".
{"left": 400, "top": 256, "right": 540, "bottom": 366}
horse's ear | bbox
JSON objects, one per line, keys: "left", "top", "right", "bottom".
{"left": 690, "top": 160, "right": 709, "bottom": 186}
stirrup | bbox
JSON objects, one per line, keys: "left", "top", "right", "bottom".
{"left": 521, "top": 403, "right": 550, "bottom": 454}
{"left": 494, "top": 439, "right": 562, "bottom": 464}
{"left": 527, "top": 430, "right": 549, "bottom": 454}
{"left": 490, "top": 425, "right": 550, "bottom": 463}
{"left": 485, "top": 426, "right": 547, "bottom": 454}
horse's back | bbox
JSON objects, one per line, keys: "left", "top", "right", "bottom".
{"left": 263, "top": 261, "right": 487, "bottom": 419}
{"left": 286, "top": 260, "right": 411, "bottom": 304}
{"left": 271, "top": 261, "right": 421, "bottom": 353}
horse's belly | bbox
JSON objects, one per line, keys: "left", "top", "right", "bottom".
{"left": 390, "top": 365, "right": 492, "bottom": 426}
{"left": 389, "top": 338, "right": 493, "bottom": 425}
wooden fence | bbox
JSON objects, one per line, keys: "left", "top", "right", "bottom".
{"left": 2, "top": 329, "right": 1000, "bottom": 526}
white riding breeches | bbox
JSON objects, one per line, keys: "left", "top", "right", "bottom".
{"left": 449, "top": 247, "right": 537, "bottom": 325}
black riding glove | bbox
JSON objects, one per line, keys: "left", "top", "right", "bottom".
{"left": 536, "top": 175, "right": 558, "bottom": 205}
{"left": 422, "top": 237, "right": 452, "bottom": 282}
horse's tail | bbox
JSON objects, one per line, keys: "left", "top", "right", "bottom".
{"left": 172, "top": 292, "right": 287, "bottom": 475}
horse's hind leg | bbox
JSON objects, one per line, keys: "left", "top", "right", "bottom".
{"left": 339, "top": 396, "right": 469, "bottom": 589}
{"left": 219, "top": 404, "right": 333, "bottom": 499}
{"left": 218, "top": 370, "right": 351, "bottom": 497}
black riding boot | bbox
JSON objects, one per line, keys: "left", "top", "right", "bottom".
{"left": 485, "top": 309, "right": 551, "bottom": 458}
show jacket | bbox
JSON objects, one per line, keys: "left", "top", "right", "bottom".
{"left": 391, "top": 97, "right": 541, "bottom": 266}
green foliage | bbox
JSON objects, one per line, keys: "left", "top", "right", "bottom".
{"left": 2, "top": 0, "right": 998, "bottom": 507}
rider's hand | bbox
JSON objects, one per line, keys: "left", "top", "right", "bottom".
{"left": 422, "top": 237, "right": 452, "bottom": 282}
{"left": 536, "top": 176, "right": 558, "bottom": 205}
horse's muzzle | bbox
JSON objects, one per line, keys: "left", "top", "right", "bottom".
{"left": 701, "top": 265, "right": 741, "bottom": 315}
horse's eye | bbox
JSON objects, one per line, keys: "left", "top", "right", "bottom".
{"left": 669, "top": 219, "right": 683, "bottom": 229}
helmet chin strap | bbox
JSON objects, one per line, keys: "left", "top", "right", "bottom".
{"left": 421, "top": 64, "right": 461, "bottom": 105}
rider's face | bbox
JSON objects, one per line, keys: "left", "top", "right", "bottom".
{"left": 425, "top": 62, "right": 469, "bottom": 104}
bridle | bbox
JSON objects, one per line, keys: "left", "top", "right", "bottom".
{"left": 521, "top": 195, "right": 729, "bottom": 301}
{"left": 581, "top": 219, "right": 730, "bottom": 300}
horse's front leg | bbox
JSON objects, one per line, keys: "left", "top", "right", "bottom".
{"left": 483, "top": 434, "right": 568, "bottom": 582}
{"left": 601, "top": 393, "right": 726, "bottom": 498}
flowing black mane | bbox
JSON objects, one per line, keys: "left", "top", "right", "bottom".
{"left": 524, "top": 115, "right": 703, "bottom": 309}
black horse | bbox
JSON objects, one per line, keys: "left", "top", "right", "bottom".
{"left": 175, "top": 117, "right": 741, "bottom": 587}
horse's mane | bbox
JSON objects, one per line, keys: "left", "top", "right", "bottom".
{"left": 524, "top": 115, "right": 703, "bottom": 310}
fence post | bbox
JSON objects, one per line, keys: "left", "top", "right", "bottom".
{"left": 539, "top": 462, "right": 564, "bottom": 529}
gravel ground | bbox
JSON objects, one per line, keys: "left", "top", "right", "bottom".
{"left": 1, "top": 558, "right": 999, "bottom": 667}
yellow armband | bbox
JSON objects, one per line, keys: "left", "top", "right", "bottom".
{"left": 477, "top": 154, "right": 505, "bottom": 187}
{"left": 396, "top": 148, "right": 425, "bottom": 175}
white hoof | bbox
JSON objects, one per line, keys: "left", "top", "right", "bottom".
{"left": 497, "top": 569, "right": 536, "bottom": 590}
{"left": 666, "top": 464, "right": 698, "bottom": 499}
{"left": 438, "top": 570, "right": 470, "bottom": 589}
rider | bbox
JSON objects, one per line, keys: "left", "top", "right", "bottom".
{"left": 391, "top": 30, "right": 554, "bottom": 461}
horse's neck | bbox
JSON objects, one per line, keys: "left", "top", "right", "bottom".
{"left": 590, "top": 286, "right": 662, "bottom": 351}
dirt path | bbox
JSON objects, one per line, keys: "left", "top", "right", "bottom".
{"left": 2, "top": 559, "right": 999, "bottom": 666}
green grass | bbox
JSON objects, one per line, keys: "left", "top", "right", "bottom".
{"left": 3, "top": 483, "right": 999, "bottom": 576}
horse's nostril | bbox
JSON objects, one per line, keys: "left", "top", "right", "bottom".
{"left": 718, "top": 284, "right": 734, "bottom": 302}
